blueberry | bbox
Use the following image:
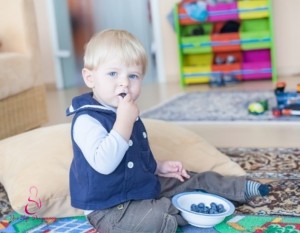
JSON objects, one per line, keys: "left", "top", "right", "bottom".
{"left": 191, "top": 204, "right": 198, "bottom": 212}
{"left": 209, "top": 208, "right": 218, "bottom": 214}
{"left": 210, "top": 202, "right": 217, "bottom": 210}
{"left": 205, "top": 206, "right": 210, "bottom": 213}
{"left": 217, "top": 204, "right": 224, "bottom": 209}
{"left": 217, "top": 204, "right": 225, "bottom": 213}
{"left": 190, "top": 202, "right": 226, "bottom": 214}
{"left": 198, "top": 203, "right": 205, "bottom": 209}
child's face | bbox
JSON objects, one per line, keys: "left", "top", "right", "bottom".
{"left": 83, "top": 58, "right": 143, "bottom": 108}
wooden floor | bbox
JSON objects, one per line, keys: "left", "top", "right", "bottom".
{"left": 45, "top": 76, "right": 300, "bottom": 148}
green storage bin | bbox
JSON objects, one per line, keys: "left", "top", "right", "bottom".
{"left": 181, "top": 36, "right": 212, "bottom": 54}
{"left": 241, "top": 18, "right": 269, "bottom": 31}
{"left": 240, "top": 19, "right": 271, "bottom": 50}
{"left": 180, "top": 23, "right": 213, "bottom": 54}
{"left": 240, "top": 31, "right": 271, "bottom": 50}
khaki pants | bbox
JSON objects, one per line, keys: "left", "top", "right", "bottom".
{"left": 87, "top": 171, "right": 247, "bottom": 233}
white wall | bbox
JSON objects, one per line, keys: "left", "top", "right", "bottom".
{"left": 155, "top": 0, "right": 181, "bottom": 83}
{"left": 272, "top": 0, "right": 300, "bottom": 76}
{"left": 33, "top": 0, "right": 56, "bottom": 86}
{"left": 35, "top": 0, "right": 300, "bottom": 86}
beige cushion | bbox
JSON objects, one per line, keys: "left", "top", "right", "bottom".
{"left": 0, "top": 119, "right": 245, "bottom": 218}
{"left": 145, "top": 119, "right": 245, "bottom": 176}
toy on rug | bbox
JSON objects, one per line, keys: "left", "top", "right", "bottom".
{"left": 248, "top": 100, "right": 269, "bottom": 115}
{"left": 272, "top": 82, "right": 300, "bottom": 117}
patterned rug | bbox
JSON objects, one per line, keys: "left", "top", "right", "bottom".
{"left": 0, "top": 185, "right": 10, "bottom": 220}
{"left": 178, "top": 215, "right": 300, "bottom": 233}
{"left": 0, "top": 212, "right": 97, "bottom": 233}
{"left": 2, "top": 212, "right": 300, "bottom": 233}
{"left": 1, "top": 147, "right": 300, "bottom": 232}
{"left": 220, "top": 147, "right": 300, "bottom": 180}
{"left": 141, "top": 91, "right": 300, "bottom": 121}
{"left": 220, "top": 148, "right": 300, "bottom": 217}
{"left": 215, "top": 215, "right": 300, "bottom": 233}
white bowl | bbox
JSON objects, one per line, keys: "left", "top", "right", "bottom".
{"left": 172, "top": 192, "right": 235, "bottom": 228}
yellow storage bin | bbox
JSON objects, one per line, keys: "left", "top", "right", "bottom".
{"left": 238, "top": 0, "right": 269, "bottom": 19}
{"left": 182, "top": 53, "right": 212, "bottom": 84}
{"left": 185, "top": 77, "right": 210, "bottom": 84}
{"left": 183, "top": 66, "right": 211, "bottom": 84}
{"left": 183, "top": 53, "right": 213, "bottom": 66}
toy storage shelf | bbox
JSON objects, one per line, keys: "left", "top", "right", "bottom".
{"left": 174, "top": 0, "right": 277, "bottom": 86}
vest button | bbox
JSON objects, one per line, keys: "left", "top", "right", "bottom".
{"left": 117, "top": 204, "right": 124, "bottom": 210}
{"left": 129, "top": 140, "right": 133, "bottom": 146}
{"left": 127, "top": 161, "right": 134, "bottom": 169}
{"left": 143, "top": 132, "right": 147, "bottom": 138}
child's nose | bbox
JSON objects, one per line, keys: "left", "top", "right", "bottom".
{"left": 119, "top": 76, "right": 129, "bottom": 86}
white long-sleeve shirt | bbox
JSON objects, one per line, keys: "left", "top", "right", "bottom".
{"left": 73, "top": 114, "right": 129, "bottom": 175}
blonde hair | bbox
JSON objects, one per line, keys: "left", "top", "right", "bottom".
{"left": 83, "top": 29, "right": 148, "bottom": 75}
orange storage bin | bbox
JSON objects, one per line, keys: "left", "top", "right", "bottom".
{"left": 212, "top": 51, "right": 242, "bottom": 80}
{"left": 211, "top": 33, "right": 241, "bottom": 52}
{"left": 211, "top": 21, "right": 241, "bottom": 52}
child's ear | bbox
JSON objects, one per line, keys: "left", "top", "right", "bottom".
{"left": 82, "top": 68, "right": 95, "bottom": 88}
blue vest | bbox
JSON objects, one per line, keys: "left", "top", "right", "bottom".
{"left": 67, "top": 93, "right": 161, "bottom": 210}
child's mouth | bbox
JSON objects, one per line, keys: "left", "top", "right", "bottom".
{"left": 119, "top": 93, "right": 126, "bottom": 98}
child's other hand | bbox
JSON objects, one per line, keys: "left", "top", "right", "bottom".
{"left": 156, "top": 160, "right": 190, "bottom": 182}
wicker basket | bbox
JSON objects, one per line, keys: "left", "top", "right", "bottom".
{"left": 0, "top": 85, "right": 48, "bottom": 140}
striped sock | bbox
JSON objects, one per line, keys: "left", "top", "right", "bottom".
{"left": 245, "top": 180, "right": 270, "bottom": 200}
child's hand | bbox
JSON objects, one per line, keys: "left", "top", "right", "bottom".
{"left": 117, "top": 94, "right": 139, "bottom": 123}
{"left": 155, "top": 160, "right": 190, "bottom": 182}
{"left": 113, "top": 94, "right": 139, "bottom": 141}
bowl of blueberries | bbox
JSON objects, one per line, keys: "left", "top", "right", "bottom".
{"left": 172, "top": 191, "right": 235, "bottom": 228}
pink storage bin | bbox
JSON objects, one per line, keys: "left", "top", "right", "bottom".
{"left": 243, "top": 49, "right": 271, "bottom": 62}
{"left": 207, "top": 2, "right": 238, "bottom": 22}
{"left": 242, "top": 49, "right": 271, "bottom": 80}
{"left": 242, "top": 61, "right": 272, "bottom": 80}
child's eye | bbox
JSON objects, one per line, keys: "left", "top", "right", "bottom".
{"left": 129, "top": 74, "right": 139, "bottom": 79}
{"left": 108, "top": 72, "right": 117, "bottom": 77}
